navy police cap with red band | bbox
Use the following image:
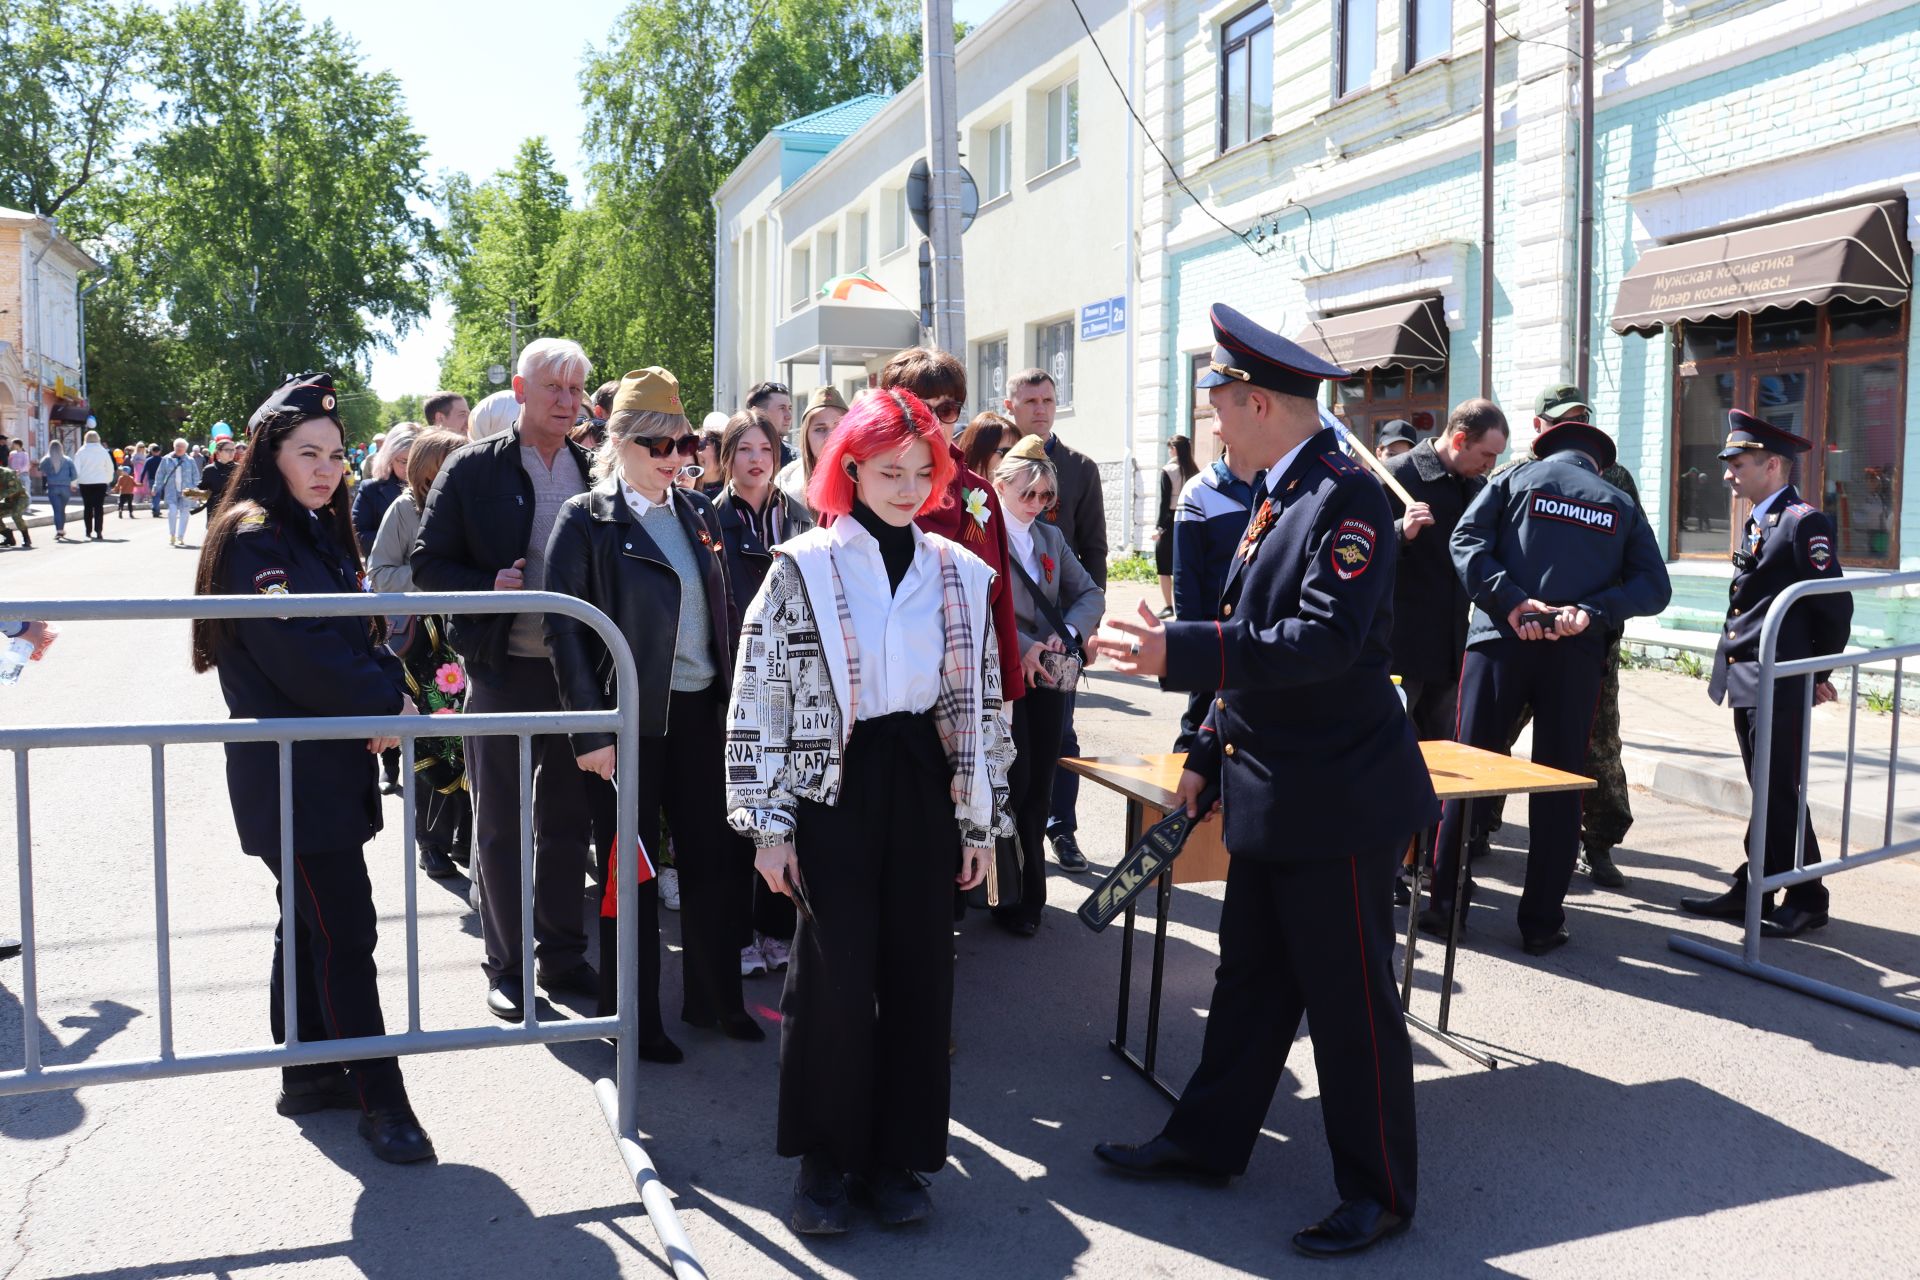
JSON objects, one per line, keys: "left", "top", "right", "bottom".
{"left": 1718, "top": 408, "right": 1812, "bottom": 460}
{"left": 248, "top": 371, "right": 341, "bottom": 434}
{"left": 1193, "top": 303, "right": 1351, "bottom": 400}
{"left": 1533, "top": 418, "right": 1619, "bottom": 472}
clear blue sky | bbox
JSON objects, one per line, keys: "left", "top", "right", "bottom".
{"left": 339, "top": 0, "right": 1009, "bottom": 397}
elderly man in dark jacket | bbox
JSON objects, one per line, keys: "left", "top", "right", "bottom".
{"left": 412, "top": 338, "right": 599, "bottom": 1023}
{"left": 1382, "top": 400, "right": 1509, "bottom": 740}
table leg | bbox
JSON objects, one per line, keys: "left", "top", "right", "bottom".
{"left": 1438, "top": 797, "right": 1474, "bottom": 1031}
{"left": 1400, "top": 831, "right": 1424, "bottom": 1006}
{"left": 1401, "top": 798, "right": 1499, "bottom": 1069}
{"left": 1108, "top": 797, "right": 1181, "bottom": 1103}
{"left": 1114, "top": 803, "right": 1138, "bottom": 1052}
{"left": 1143, "top": 865, "right": 1172, "bottom": 1077}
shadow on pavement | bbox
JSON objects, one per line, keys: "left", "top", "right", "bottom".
{"left": 0, "top": 993, "right": 140, "bottom": 1139}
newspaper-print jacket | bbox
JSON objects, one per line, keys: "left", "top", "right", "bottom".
{"left": 724, "top": 523, "right": 1015, "bottom": 849}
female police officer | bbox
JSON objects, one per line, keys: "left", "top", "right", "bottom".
{"left": 191, "top": 372, "right": 433, "bottom": 1164}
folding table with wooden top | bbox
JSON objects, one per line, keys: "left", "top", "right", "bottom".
{"left": 1061, "top": 744, "right": 1592, "bottom": 1097}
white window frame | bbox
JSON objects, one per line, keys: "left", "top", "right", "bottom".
{"left": 884, "top": 188, "right": 908, "bottom": 255}
{"left": 818, "top": 229, "right": 839, "bottom": 286}
{"left": 1035, "top": 318, "right": 1075, "bottom": 409}
{"left": 1045, "top": 80, "right": 1079, "bottom": 170}
{"left": 849, "top": 210, "right": 869, "bottom": 271}
{"left": 789, "top": 246, "right": 811, "bottom": 310}
{"left": 985, "top": 121, "right": 1013, "bottom": 202}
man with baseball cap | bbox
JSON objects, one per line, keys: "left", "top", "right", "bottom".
{"left": 1426, "top": 404, "right": 1671, "bottom": 956}
{"left": 1680, "top": 410, "right": 1852, "bottom": 937}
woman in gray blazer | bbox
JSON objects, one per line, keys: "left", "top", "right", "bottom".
{"left": 991, "top": 434, "right": 1105, "bottom": 934}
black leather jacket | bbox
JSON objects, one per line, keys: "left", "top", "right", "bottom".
{"left": 410, "top": 427, "right": 595, "bottom": 675}
{"left": 543, "top": 478, "right": 739, "bottom": 751}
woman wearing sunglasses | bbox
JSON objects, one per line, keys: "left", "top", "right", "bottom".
{"left": 544, "top": 367, "right": 758, "bottom": 1062}
{"left": 990, "top": 435, "right": 1105, "bottom": 936}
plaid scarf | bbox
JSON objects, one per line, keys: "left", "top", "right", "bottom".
{"left": 828, "top": 551, "right": 860, "bottom": 727}
{"left": 932, "top": 545, "right": 980, "bottom": 816}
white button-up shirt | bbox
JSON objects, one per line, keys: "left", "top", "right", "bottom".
{"left": 831, "top": 515, "right": 944, "bottom": 719}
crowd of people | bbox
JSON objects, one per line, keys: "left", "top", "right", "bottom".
{"left": 139, "top": 297, "right": 1847, "bottom": 1257}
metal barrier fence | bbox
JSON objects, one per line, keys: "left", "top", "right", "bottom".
{"left": 0, "top": 592, "right": 706, "bottom": 1280}
{"left": 1669, "top": 572, "right": 1920, "bottom": 1034}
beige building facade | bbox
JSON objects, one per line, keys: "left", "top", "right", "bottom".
{"left": 0, "top": 208, "right": 99, "bottom": 461}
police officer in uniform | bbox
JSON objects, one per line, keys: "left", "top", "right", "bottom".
{"left": 1424, "top": 415, "right": 1671, "bottom": 954}
{"left": 1680, "top": 410, "right": 1851, "bottom": 937}
{"left": 1090, "top": 305, "right": 1433, "bottom": 1259}
{"left": 191, "top": 372, "right": 433, "bottom": 1164}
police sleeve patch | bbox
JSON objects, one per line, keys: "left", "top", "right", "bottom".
{"left": 1331, "top": 519, "right": 1376, "bottom": 579}
{"left": 1806, "top": 534, "right": 1833, "bottom": 571}
{"left": 253, "top": 567, "right": 291, "bottom": 596}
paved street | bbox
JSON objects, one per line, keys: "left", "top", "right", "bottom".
{"left": 3, "top": 520, "right": 1919, "bottom": 1278}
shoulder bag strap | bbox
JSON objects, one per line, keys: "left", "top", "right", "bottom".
{"left": 1009, "top": 554, "right": 1080, "bottom": 656}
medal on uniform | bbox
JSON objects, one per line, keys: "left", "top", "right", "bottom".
{"left": 1238, "top": 499, "right": 1274, "bottom": 562}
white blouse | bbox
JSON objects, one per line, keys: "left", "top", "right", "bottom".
{"left": 830, "top": 516, "right": 945, "bottom": 719}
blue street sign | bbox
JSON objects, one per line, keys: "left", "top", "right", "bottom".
{"left": 1080, "top": 295, "right": 1128, "bottom": 342}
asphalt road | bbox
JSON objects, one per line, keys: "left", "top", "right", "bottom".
{"left": 2, "top": 517, "right": 1918, "bottom": 1278}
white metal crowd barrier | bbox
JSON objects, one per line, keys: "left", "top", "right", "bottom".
{"left": 0, "top": 591, "right": 706, "bottom": 1280}
{"left": 1669, "top": 572, "right": 1920, "bottom": 1034}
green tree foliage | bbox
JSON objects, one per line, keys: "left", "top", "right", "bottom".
{"left": 435, "top": 139, "right": 572, "bottom": 401}
{"left": 442, "top": 0, "right": 927, "bottom": 418}
{"left": 112, "top": 0, "right": 435, "bottom": 429}
{"left": 0, "top": 0, "right": 161, "bottom": 229}
{"left": 81, "top": 268, "right": 184, "bottom": 444}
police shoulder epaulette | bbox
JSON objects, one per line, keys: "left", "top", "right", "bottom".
{"left": 1320, "top": 452, "right": 1363, "bottom": 478}
{"left": 1784, "top": 502, "right": 1816, "bottom": 519}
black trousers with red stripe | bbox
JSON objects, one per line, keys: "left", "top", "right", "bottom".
{"left": 1162, "top": 844, "right": 1417, "bottom": 1218}
{"left": 1433, "top": 635, "right": 1606, "bottom": 940}
{"left": 263, "top": 847, "right": 407, "bottom": 1111}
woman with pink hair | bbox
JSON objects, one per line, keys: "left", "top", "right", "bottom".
{"left": 725, "top": 388, "right": 1013, "bottom": 1235}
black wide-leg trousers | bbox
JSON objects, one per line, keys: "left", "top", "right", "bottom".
{"left": 263, "top": 846, "right": 406, "bottom": 1111}
{"left": 778, "top": 711, "right": 960, "bottom": 1173}
{"left": 998, "top": 687, "right": 1069, "bottom": 927}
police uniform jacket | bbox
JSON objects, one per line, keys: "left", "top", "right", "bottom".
{"left": 1451, "top": 453, "right": 1672, "bottom": 649}
{"left": 1383, "top": 439, "right": 1483, "bottom": 685}
{"left": 1163, "top": 428, "right": 1437, "bottom": 860}
{"left": 212, "top": 505, "right": 406, "bottom": 859}
{"left": 410, "top": 427, "right": 596, "bottom": 675}
{"left": 1708, "top": 484, "right": 1852, "bottom": 708}
{"left": 543, "top": 478, "right": 739, "bottom": 752}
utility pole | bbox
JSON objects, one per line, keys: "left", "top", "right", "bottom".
{"left": 923, "top": 0, "right": 965, "bottom": 355}
{"left": 1575, "top": 0, "right": 1596, "bottom": 392}
{"left": 1479, "top": 0, "right": 1495, "bottom": 399}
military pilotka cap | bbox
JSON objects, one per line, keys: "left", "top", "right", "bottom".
{"left": 1535, "top": 383, "right": 1593, "bottom": 422}
{"left": 611, "top": 367, "right": 684, "bottom": 416}
{"left": 1376, "top": 419, "right": 1418, "bottom": 449}
{"left": 801, "top": 385, "right": 849, "bottom": 427}
{"left": 1718, "top": 408, "right": 1812, "bottom": 459}
{"left": 1004, "top": 434, "right": 1049, "bottom": 464}
{"left": 248, "top": 371, "right": 340, "bottom": 432}
{"left": 1194, "top": 304, "right": 1351, "bottom": 399}
{"left": 1533, "top": 418, "right": 1618, "bottom": 472}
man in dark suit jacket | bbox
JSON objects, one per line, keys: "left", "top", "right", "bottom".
{"left": 1006, "top": 366, "right": 1108, "bottom": 871}
{"left": 1089, "top": 305, "right": 1434, "bottom": 1261}
{"left": 1382, "top": 399, "right": 1509, "bottom": 739}
{"left": 1682, "top": 410, "right": 1852, "bottom": 938}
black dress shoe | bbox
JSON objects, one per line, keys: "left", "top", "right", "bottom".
{"left": 1521, "top": 927, "right": 1570, "bottom": 956}
{"left": 418, "top": 845, "right": 459, "bottom": 879}
{"left": 1580, "top": 845, "right": 1627, "bottom": 888}
{"left": 1679, "top": 882, "right": 1775, "bottom": 921}
{"left": 791, "top": 1154, "right": 850, "bottom": 1235}
{"left": 1291, "top": 1198, "right": 1409, "bottom": 1258}
{"left": 275, "top": 1071, "right": 359, "bottom": 1116}
{"left": 851, "top": 1167, "right": 932, "bottom": 1226}
{"left": 358, "top": 1107, "right": 436, "bottom": 1164}
{"left": 1092, "top": 1135, "right": 1230, "bottom": 1185}
{"left": 634, "top": 1033, "right": 685, "bottom": 1064}
{"left": 1466, "top": 833, "right": 1491, "bottom": 862}
{"left": 381, "top": 779, "right": 404, "bottom": 796}
{"left": 536, "top": 960, "right": 598, "bottom": 997}
{"left": 1760, "top": 904, "right": 1829, "bottom": 938}
{"left": 1050, "top": 832, "right": 1090, "bottom": 872}
{"left": 487, "top": 977, "right": 525, "bottom": 1021}
{"left": 992, "top": 913, "right": 1039, "bottom": 938}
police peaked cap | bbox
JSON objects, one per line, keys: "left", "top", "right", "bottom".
{"left": 249, "top": 371, "right": 341, "bottom": 433}
{"left": 1194, "top": 304, "right": 1350, "bottom": 399}
{"left": 1718, "top": 408, "right": 1812, "bottom": 460}
{"left": 1533, "top": 418, "right": 1617, "bottom": 472}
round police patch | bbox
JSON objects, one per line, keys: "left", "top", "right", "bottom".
{"left": 1331, "top": 519, "right": 1376, "bottom": 580}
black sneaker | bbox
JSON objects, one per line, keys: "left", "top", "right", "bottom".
{"left": 1050, "top": 832, "right": 1089, "bottom": 872}
{"left": 791, "top": 1154, "right": 850, "bottom": 1235}
{"left": 419, "top": 845, "right": 459, "bottom": 879}
{"left": 852, "top": 1167, "right": 932, "bottom": 1226}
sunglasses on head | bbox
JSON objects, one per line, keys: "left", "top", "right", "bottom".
{"left": 630, "top": 433, "right": 700, "bottom": 459}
